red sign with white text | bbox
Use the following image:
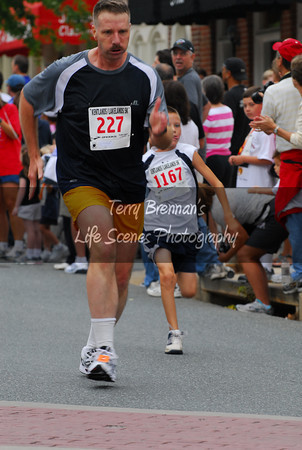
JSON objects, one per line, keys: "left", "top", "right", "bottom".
{"left": 0, "top": 0, "right": 95, "bottom": 56}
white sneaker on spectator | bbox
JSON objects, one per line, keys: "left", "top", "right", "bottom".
{"left": 271, "top": 273, "right": 282, "bottom": 283}
{"left": 6, "top": 246, "right": 24, "bottom": 261}
{"left": 64, "top": 261, "right": 88, "bottom": 274}
{"left": 41, "top": 249, "right": 52, "bottom": 262}
{"left": 147, "top": 280, "right": 182, "bottom": 298}
{"left": 147, "top": 280, "right": 161, "bottom": 297}
{"left": 174, "top": 284, "right": 182, "bottom": 298}
{"left": 53, "top": 262, "right": 69, "bottom": 270}
{"left": 49, "top": 243, "right": 69, "bottom": 263}
{"left": 204, "top": 264, "right": 227, "bottom": 280}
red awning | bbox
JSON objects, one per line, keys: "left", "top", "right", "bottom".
{"left": 0, "top": 0, "right": 95, "bottom": 57}
{"left": 0, "top": 31, "right": 29, "bottom": 57}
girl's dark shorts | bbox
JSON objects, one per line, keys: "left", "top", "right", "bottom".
{"left": 143, "top": 230, "right": 199, "bottom": 273}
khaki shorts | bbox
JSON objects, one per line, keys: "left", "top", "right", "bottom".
{"left": 63, "top": 186, "right": 144, "bottom": 241}
{"left": 18, "top": 203, "right": 42, "bottom": 221}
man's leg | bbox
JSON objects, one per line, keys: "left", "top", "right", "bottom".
{"left": 77, "top": 205, "right": 120, "bottom": 381}
{"left": 77, "top": 204, "right": 119, "bottom": 318}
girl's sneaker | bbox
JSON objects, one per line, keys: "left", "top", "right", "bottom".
{"left": 165, "top": 330, "right": 183, "bottom": 355}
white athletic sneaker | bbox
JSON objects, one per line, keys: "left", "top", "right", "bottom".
{"left": 204, "top": 264, "right": 227, "bottom": 280}
{"left": 147, "top": 281, "right": 182, "bottom": 298}
{"left": 64, "top": 261, "right": 88, "bottom": 274}
{"left": 53, "top": 262, "right": 69, "bottom": 270}
{"left": 6, "top": 246, "right": 24, "bottom": 260}
{"left": 146, "top": 280, "right": 161, "bottom": 297}
{"left": 48, "top": 243, "right": 69, "bottom": 263}
{"left": 165, "top": 330, "right": 183, "bottom": 355}
{"left": 79, "top": 346, "right": 117, "bottom": 382}
{"left": 41, "top": 249, "right": 52, "bottom": 262}
{"left": 174, "top": 284, "right": 182, "bottom": 298}
{"left": 236, "top": 299, "right": 272, "bottom": 314}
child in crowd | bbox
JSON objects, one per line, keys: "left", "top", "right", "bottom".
{"left": 12, "top": 147, "right": 42, "bottom": 262}
{"left": 229, "top": 85, "right": 277, "bottom": 277}
{"left": 228, "top": 86, "right": 276, "bottom": 188}
{"left": 202, "top": 75, "right": 234, "bottom": 187}
{"left": 40, "top": 146, "right": 69, "bottom": 263}
{"left": 143, "top": 107, "right": 243, "bottom": 354}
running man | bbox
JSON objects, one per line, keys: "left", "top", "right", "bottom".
{"left": 19, "top": 0, "right": 172, "bottom": 382}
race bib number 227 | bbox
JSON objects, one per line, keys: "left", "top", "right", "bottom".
{"left": 88, "top": 106, "right": 131, "bottom": 150}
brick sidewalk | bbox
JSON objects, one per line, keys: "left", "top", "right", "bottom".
{"left": 1, "top": 402, "right": 302, "bottom": 449}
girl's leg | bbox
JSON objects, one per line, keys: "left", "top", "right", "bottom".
{"left": 177, "top": 272, "right": 197, "bottom": 298}
{"left": 155, "top": 248, "right": 178, "bottom": 330}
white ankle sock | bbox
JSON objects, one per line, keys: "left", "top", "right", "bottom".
{"left": 87, "top": 318, "right": 116, "bottom": 349}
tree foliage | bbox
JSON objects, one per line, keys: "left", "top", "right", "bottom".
{"left": 0, "top": 0, "right": 93, "bottom": 54}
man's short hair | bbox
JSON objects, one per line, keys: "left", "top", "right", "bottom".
{"left": 291, "top": 54, "right": 302, "bottom": 86}
{"left": 93, "top": 0, "right": 130, "bottom": 23}
{"left": 13, "top": 54, "right": 29, "bottom": 74}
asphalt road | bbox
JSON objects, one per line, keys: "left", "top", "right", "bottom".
{"left": 1, "top": 260, "right": 302, "bottom": 418}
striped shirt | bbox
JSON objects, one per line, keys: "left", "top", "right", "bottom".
{"left": 203, "top": 105, "right": 234, "bottom": 158}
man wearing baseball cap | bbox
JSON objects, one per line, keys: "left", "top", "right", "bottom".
{"left": 171, "top": 38, "right": 210, "bottom": 125}
{"left": 222, "top": 57, "right": 250, "bottom": 186}
{"left": 247, "top": 38, "right": 302, "bottom": 306}
{"left": 6, "top": 74, "right": 25, "bottom": 104}
{"left": 260, "top": 38, "right": 302, "bottom": 154}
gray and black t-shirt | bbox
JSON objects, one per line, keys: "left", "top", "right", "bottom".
{"left": 23, "top": 51, "right": 167, "bottom": 203}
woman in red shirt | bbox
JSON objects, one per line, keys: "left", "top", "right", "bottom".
{"left": 0, "top": 96, "right": 24, "bottom": 259}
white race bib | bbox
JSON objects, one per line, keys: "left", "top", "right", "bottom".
{"left": 88, "top": 106, "right": 131, "bottom": 151}
{"left": 149, "top": 157, "right": 189, "bottom": 202}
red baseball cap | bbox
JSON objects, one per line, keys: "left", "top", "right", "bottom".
{"left": 273, "top": 38, "right": 302, "bottom": 62}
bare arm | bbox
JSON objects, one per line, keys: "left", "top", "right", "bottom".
{"left": 250, "top": 115, "right": 292, "bottom": 142}
{"left": 229, "top": 154, "right": 272, "bottom": 166}
{"left": 19, "top": 91, "right": 43, "bottom": 198}
{"left": 193, "top": 151, "right": 246, "bottom": 242}
{"left": 248, "top": 186, "right": 275, "bottom": 195}
{"left": 0, "top": 116, "right": 19, "bottom": 140}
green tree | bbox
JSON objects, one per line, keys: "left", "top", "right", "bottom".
{"left": 0, "top": 0, "right": 93, "bottom": 55}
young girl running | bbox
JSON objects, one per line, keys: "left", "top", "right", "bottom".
{"left": 143, "top": 107, "right": 242, "bottom": 354}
